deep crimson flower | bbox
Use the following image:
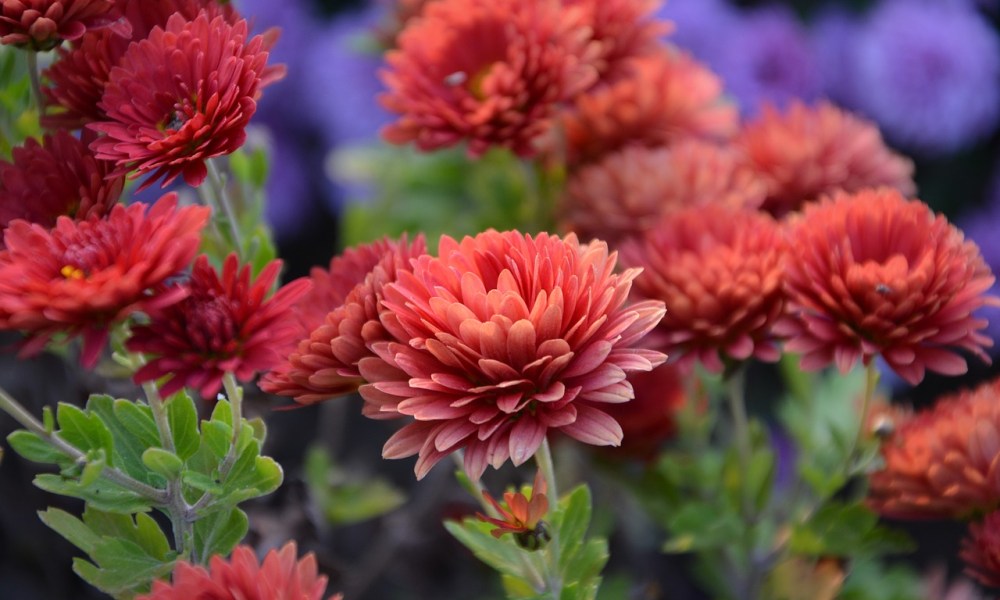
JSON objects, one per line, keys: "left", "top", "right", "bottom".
{"left": 89, "top": 11, "right": 279, "bottom": 188}
{"left": 359, "top": 230, "right": 666, "bottom": 479}
{"left": 563, "top": 0, "right": 670, "bottom": 83}
{"left": 558, "top": 49, "right": 738, "bottom": 167}
{"left": 0, "top": 194, "right": 208, "bottom": 367}
{"left": 137, "top": 542, "right": 341, "bottom": 600}
{"left": 621, "top": 204, "right": 788, "bottom": 372}
{"left": 261, "top": 235, "right": 427, "bottom": 405}
{"left": 558, "top": 140, "right": 766, "bottom": 245}
{"left": 868, "top": 378, "right": 1000, "bottom": 520}
{"left": 778, "top": 188, "right": 998, "bottom": 385}
{"left": 477, "top": 470, "right": 550, "bottom": 548}
{"left": 737, "top": 101, "right": 917, "bottom": 217}
{"left": 962, "top": 510, "right": 1000, "bottom": 589}
{"left": 0, "top": 0, "right": 127, "bottom": 50}
{"left": 379, "top": 0, "right": 597, "bottom": 157}
{"left": 601, "top": 363, "right": 686, "bottom": 459}
{"left": 0, "top": 129, "right": 123, "bottom": 246}
{"left": 128, "top": 254, "right": 310, "bottom": 399}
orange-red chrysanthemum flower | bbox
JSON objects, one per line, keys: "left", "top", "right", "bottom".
{"left": 558, "top": 49, "right": 738, "bottom": 167}
{"left": 0, "top": 194, "right": 208, "bottom": 367}
{"left": 137, "top": 542, "right": 341, "bottom": 600}
{"left": 127, "top": 254, "right": 310, "bottom": 399}
{"left": 558, "top": 140, "right": 767, "bottom": 245}
{"left": 0, "top": 0, "right": 127, "bottom": 50}
{"left": 261, "top": 235, "right": 427, "bottom": 405}
{"left": 961, "top": 510, "right": 1000, "bottom": 589}
{"left": 0, "top": 129, "right": 123, "bottom": 246}
{"left": 379, "top": 0, "right": 597, "bottom": 157}
{"left": 89, "top": 11, "right": 278, "bottom": 188}
{"left": 358, "top": 230, "right": 667, "bottom": 479}
{"left": 737, "top": 101, "right": 916, "bottom": 217}
{"left": 778, "top": 188, "right": 998, "bottom": 385}
{"left": 602, "top": 363, "right": 686, "bottom": 459}
{"left": 563, "top": 0, "right": 670, "bottom": 83}
{"left": 621, "top": 204, "right": 787, "bottom": 372}
{"left": 868, "top": 378, "right": 1000, "bottom": 520}
{"left": 477, "top": 470, "right": 549, "bottom": 546}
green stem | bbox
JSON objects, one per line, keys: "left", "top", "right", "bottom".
{"left": 142, "top": 381, "right": 193, "bottom": 558}
{"left": 206, "top": 158, "right": 244, "bottom": 257}
{"left": 25, "top": 51, "right": 43, "bottom": 116}
{"left": 724, "top": 366, "right": 763, "bottom": 600}
{"left": 188, "top": 373, "right": 243, "bottom": 517}
{"left": 846, "top": 362, "right": 879, "bottom": 476}
{"left": 534, "top": 437, "right": 563, "bottom": 598}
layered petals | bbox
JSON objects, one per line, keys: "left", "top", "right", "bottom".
{"left": 563, "top": 0, "right": 669, "bottom": 83}
{"left": 961, "top": 510, "right": 1000, "bottom": 589}
{"left": 0, "top": 0, "right": 126, "bottom": 50}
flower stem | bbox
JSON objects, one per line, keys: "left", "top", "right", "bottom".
{"left": 188, "top": 372, "right": 243, "bottom": 518}
{"left": 847, "top": 362, "right": 879, "bottom": 476}
{"left": 206, "top": 158, "right": 245, "bottom": 257}
{"left": 25, "top": 51, "right": 43, "bottom": 116}
{"left": 534, "top": 438, "right": 563, "bottom": 597}
{"left": 724, "top": 365, "right": 763, "bottom": 600}
{"left": 142, "top": 380, "right": 193, "bottom": 558}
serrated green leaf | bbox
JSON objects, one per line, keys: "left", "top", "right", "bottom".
{"left": 82, "top": 508, "right": 172, "bottom": 561}
{"left": 87, "top": 397, "right": 161, "bottom": 483}
{"left": 38, "top": 507, "right": 101, "bottom": 554}
{"left": 57, "top": 402, "right": 114, "bottom": 456}
{"left": 76, "top": 537, "right": 174, "bottom": 595}
{"left": 7, "top": 430, "right": 68, "bottom": 464}
{"left": 34, "top": 473, "right": 153, "bottom": 514}
{"left": 142, "top": 447, "right": 184, "bottom": 479}
{"left": 166, "top": 391, "right": 199, "bottom": 461}
{"left": 193, "top": 507, "right": 248, "bottom": 561}
{"left": 79, "top": 451, "right": 106, "bottom": 487}
{"left": 445, "top": 519, "right": 533, "bottom": 581}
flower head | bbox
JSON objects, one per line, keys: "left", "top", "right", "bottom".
{"left": 621, "top": 204, "right": 787, "bottom": 372}
{"left": 961, "top": 510, "right": 1000, "bottom": 589}
{"left": 477, "top": 470, "right": 550, "bottom": 549}
{"left": 0, "top": 0, "right": 127, "bottom": 50}
{"left": 89, "top": 11, "right": 279, "bottom": 188}
{"left": 127, "top": 254, "right": 310, "bottom": 399}
{"left": 0, "top": 129, "right": 123, "bottom": 246}
{"left": 379, "top": 0, "right": 596, "bottom": 158}
{"left": 559, "top": 49, "right": 738, "bottom": 167}
{"left": 868, "top": 378, "right": 1000, "bottom": 520}
{"left": 564, "top": 0, "right": 669, "bottom": 83}
{"left": 0, "top": 194, "right": 208, "bottom": 367}
{"left": 137, "top": 542, "right": 340, "bottom": 600}
{"left": 359, "top": 230, "right": 666, "bottom": 479}
{"left": 558, "top": 140, "right": 766, "bottom": 245}
{"left": 779, "top": 188, "right": 998, "bottom": 385}
{"left": 737, "top": 101, "right": 916, "bottom": 217}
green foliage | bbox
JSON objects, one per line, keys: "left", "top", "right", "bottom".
{"left": 303, "top": 445, "right": 406, "bottom": 525}
{"left": 789, "top": 501, "right": 913, "bottom": 558}
{"left": 0, "top": 46, "right": 40, "bottom": 158}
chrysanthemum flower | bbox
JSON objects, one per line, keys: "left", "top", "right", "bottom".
{"left": 737, "top": 101, "right": 916, "bottom": 217}
{"left": 602, "top": 363, "right": 686, "bottom": 459}
{"left": 261, "top": 235, "right": 427, "bottom": 405}
{"left": 137, "top": 542, "right": 341, "bottom": 600}
{"left": 0, "top": 0, "right": 127, "bottom": 50}
{"left": 558, "top": 140, "right": 766, "bottom": 245}
{"left": 0, "top": 194, "right": 208, "bottom": 367}
{"left": 359, "top": 230, "right": 666, "bottom": 479}
{"left": 0, "top": 129, "right": 122, "bottom": 246}
{"left": 868, "top": 378, "right": 1000, "bottom": 520}
{"left": 127, "top": 254, "right": 310, "bottom": 399}
{"left": 379, "top": 0, "right": 597, "bottom": 158}
{"left": 89, "top": 11, "right": 279, "bottom": 188}
{"left": 563, "top": 0, "right": 669, "bottom": 83}
{"left": 961, "top": 510, "right": 1000, "bottom": 589}
{"left": 477, "top": 470, "right": 550, "bottom": 549}
{"left": 559, "top": 49, "right": 738, "bottom": 167}
{"left": 779, "top": 188, "right": 998, "bottom": 385}
{"left": 621, "top": 204, "right": 787, "bottom": 372}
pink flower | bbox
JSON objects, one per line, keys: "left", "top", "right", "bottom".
{"left": 0, "top": 0, "right": 127, "bottom": 50}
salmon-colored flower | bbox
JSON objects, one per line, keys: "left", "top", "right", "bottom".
{"left": 359, "top": 230, "right": 666, "bottom": 479}
{"left": 137, "top": 542, "right": 341, "bottom": 600}
{"left": 0, "top": 194, "right": 208, "bottom": 367}
{"left": 961, "top": 510, "right": 1000, "bottom": 589}
{"left": 868, "top": 378, "right": 1000, "bottom": 520}
{"left": 0, "top": 129, "right": 122, "bottom": 246}
{"left": 127, "top": 254, "right": 310, "bottom": 399}
{"left": 737, "top": 101, "right": 916, "bottom": 217}
{"left": 89, "top": 11, "right": 279, "bottom": 188}
{"left": 379, "top": 0, "right": 597, "bottom": 157}
{"left": 261, "top": 235, "right": 427, "bottom": 405}
{"left": 558, "top": 49, "right": 738, "bottom": 167}
{"left": 564, "top": 0, "right": 670, "bottom": 83}
{"left": 621, "top": 204, "right": 787, "bottom": 372}
{"left": 477, "top": 470, "right": 550, "bottom": 549}
{"left": 602, "top": 363, "right": 686, "bottom": 459}
{"left": 778, "top": 188, "right": 998, "bottom": 385}
{"left": 0, "top": 0, "right": 127, "bottom": 50}
{"left": 558, "top": 140, "right": 766, "bottom": 245}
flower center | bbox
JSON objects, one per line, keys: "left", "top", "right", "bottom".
{"left": 60, "top": 265, "right": 86, "bottom": 280}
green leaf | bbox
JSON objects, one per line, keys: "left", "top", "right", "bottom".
{"left": 166, "top": 391, "right": 199, "bottom": 461}
{"left": 200, "top": 420, "right": 231, "bottom": 459}
{"left": 89, "top": 396, "right": 160, "bottom": 483}
{"left": 34, "top": 473, "right": 153, "bottom": 514}
{"left": 57, "top": 402, "right": 114, "bottom": 457}
{"left": 556, "top": 485, "right": 591, "bottom": 570}
{"left": 74, "top": 538, "right": 174, "bottom": 596}
{"left": 79, "top": 450, "right": 107, "bottom": 487}
{"left": 142, "top": 447, "right": 184, "bottom": 479}
{"left": 444, "top": 518, "right": 533, "bottom": 581}
{"left": 7, "top": 430, "right": 68, "bottom": 464}
{"left": 790, "top": 501, "right": 914, "bottom": 558}
{"left": 193, "top": 507, "right": 248, "bottom": 561}
{"left": 38, "top": 508, "right": 101, "bottom": 554}
{"left": 662, "top": 503, "right": 743, "bottom": 553}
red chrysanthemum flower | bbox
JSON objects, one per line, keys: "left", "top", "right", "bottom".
{"left": 778, "top": 188, "right": 998, "bottom": 385}
{"left": 621, "top": 204, "right": 787, "bottom": 372}
{"left": 601, "top": 363, "right": 686, "bottom": 459}
{"left": 137, "top": 542, "right": 341, "bottom": 600}
{"left": 558, "top": 140, "right": 767, "bottom": 245}
{"left": 358, "top": 230, "right": 667, "bottom": 479}
{"left": 737, "top": 101, "right": 917, "bottom": 217}
{"left": 563, "top": 0, "right": 670, "bottom": 83}
{"left": 127, "top": 254, "right": 310, "bottom": 399}
{"left": 868, "top": 378, "right": 1000, "bottom": 520}
{"left": 558, "top": 49, "right": 738, "bottom": 167}
{"left": 0, "top": 0, "right": 127, "bottom": 50}
{"left": 379, "top": 0, "right": 598, "bottom": 157}
{"left": 0, "top": 129, "right": 123, "bottom": 246}
{"left": 0, "top": 194, "right": 208, "bottom": 367}
{"left": 961, "top": 510, "right": 1000, "bottom": 589}
{"left": 261, "top": 235, "right": 427, "bottom": 405}
{"left": 477, "top": 470, "right": 550, "bottom": 548}
{"left": 89, "top": 11, "right": 279, "bottom": 188}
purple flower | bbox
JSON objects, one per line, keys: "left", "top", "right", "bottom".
{"left": 959, "top": 179, "right": 1000, "bottom": 353}
{"left": 654, "top": 0, "right": 737, "bottom": 67}
{"left": 810, "top": 8, "right": 862, "bottom": 109}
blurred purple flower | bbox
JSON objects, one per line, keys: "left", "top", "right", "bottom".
{"left": 851, "top": 0, "right": 1000, "bottom": 156}
{"left": 810, "top": 8, "right": 862, "bottom": 109}
{"left": 655, "top": 0, "right": 737, "bottom": 67}
{"left": 259, "top": 132, "right": 316, "bottom": 240}
{"left": 959, "top": 181, "right": 1000, "bottom": 353}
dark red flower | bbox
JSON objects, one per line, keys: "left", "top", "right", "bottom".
{"left": 0, "top": 194, "right": 208, "bottom": 367}
{"left": 0, "top": 0, "right": 127, "bottom": 50}
{"left": 0, "top": 129, "right": 123, "bottom": 246}
{"left": 128, "top": 254, "right": 310, "bottom": 399}
{"left": 89, "top": 11, "right": 279, "bottom": 188}
{"left": 137, "top": 542, "right": 341, "bottom": 600}
{"left": 379, "top": 0, "right": 597, "bottom": 157}
{"left": 778, "top": 188, "right": 998, "bottom": 385}
{"left": 359, "top": 230, "right": 666, "bottom": 479}
{"left": 962, "top": 510, "right": 1000, "bottom": 589}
